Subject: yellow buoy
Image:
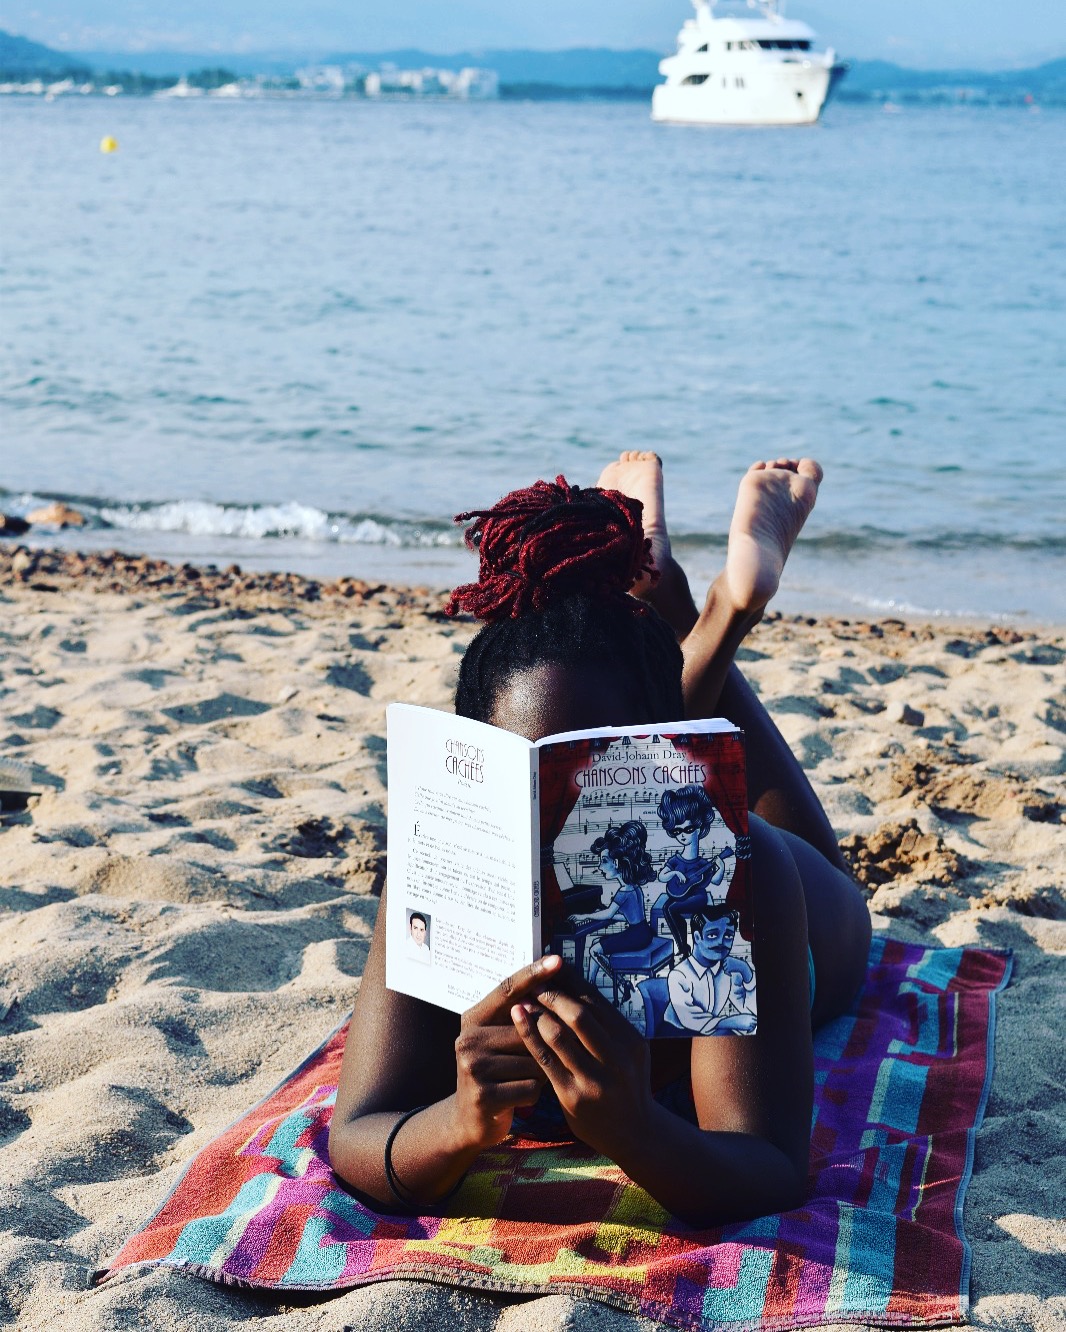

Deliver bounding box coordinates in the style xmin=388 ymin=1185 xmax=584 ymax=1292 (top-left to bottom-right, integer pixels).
xmin=100 ymin=135 xmax=119 ymax=153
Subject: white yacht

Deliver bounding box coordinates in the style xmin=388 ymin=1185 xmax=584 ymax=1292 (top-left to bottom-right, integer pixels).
xmin=652 ymin=0 xmax=846 ymax=127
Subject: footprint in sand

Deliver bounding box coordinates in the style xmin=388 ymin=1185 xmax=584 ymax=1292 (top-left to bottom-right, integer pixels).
xmin=9 ymin=705 xmax=62 ymax=731
xmin=326 ymin=661 xmax=374 ymax=695
xmin=160 ymin=693 xmax=271 ymax=726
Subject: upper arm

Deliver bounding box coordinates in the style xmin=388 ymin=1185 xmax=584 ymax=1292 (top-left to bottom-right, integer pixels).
xmin=689 ymin=816 xmax=813 ymax=1178
xmin=332 ymin=885 xmax=460 ymax=1131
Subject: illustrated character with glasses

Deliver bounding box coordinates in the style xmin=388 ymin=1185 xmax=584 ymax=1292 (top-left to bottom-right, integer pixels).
xmin=656 ymin=783 xmax=735 ymax=958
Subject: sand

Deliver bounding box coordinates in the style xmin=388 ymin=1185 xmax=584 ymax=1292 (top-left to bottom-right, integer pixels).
xmin=1 ymin=545 xmax=1064 ymax=1332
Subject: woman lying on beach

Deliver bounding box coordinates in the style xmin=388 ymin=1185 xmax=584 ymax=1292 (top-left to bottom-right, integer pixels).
xmin=329 ymin=452 xmax=872 ymax=1227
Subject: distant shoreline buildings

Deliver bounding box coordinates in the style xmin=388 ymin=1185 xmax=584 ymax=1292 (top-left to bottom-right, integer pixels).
xmin=0 ymin=61 xmax=501 ymax=101
xmin=363 ymin=65 xmax=499 ymax=99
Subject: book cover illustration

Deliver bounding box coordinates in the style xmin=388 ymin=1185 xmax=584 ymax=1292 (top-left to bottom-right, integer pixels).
xmin=539 ymin=728 xmax=755 ymax=1038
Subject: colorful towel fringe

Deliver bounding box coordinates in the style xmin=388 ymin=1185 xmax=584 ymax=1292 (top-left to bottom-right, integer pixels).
xmin=98 ymin=938 xmax=1011 ymax=1331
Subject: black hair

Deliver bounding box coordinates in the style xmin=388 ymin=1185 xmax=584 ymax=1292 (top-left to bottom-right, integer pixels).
xmin=658 ymin=784 xmax=716 ymax=838
xmin=409 ymin=911 xmax=428 ymax=928
xmin=690 ymin=905 xmax=739 ymax=939
xmin=455 ymin=592 xmax=684 ymax=724
xmin=590 ymin=819 xmax=655 ymax=887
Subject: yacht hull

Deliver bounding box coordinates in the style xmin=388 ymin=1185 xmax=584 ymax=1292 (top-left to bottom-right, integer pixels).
xmin=652 ymin=60 xmax=832 ymax=126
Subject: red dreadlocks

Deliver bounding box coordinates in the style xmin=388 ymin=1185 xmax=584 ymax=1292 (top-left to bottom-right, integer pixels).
xmin=445 ymin=476 xmax=656 ymax=621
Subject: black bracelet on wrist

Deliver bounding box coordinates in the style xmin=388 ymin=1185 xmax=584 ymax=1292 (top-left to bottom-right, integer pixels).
xmin=383 ymin=1105 xmax=468 ymax=1213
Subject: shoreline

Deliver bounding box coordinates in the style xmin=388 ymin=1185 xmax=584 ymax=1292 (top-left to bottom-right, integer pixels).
xmin=5 ymin=543 xmax=1066 ymax=636
xmin=1 ymin=542 xmax=1064 ymax=1330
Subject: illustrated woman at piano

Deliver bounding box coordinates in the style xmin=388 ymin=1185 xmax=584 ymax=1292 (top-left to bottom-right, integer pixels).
xmin=569 ymin=819 xmax=657 ymax=990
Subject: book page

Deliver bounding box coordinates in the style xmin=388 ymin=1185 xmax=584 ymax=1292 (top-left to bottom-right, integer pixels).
xmin=538 ymin=721 xmax=755 ymax=1039
xmin=385 ymin=704 xmax=537 ymax=1014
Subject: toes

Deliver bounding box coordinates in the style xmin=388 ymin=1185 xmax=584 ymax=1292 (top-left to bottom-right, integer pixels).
xmin=750 ymin=457 xmax=823 ymax=483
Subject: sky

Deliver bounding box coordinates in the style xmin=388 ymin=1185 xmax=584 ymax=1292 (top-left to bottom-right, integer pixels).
xmin=3 ymin=0 xmax=1065 ymax=69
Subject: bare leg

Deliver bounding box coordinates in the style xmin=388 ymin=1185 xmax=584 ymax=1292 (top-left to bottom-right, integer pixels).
xmin=597 ymin=453 xmax=870 ymax=1023
xmin=596 ymin=451 xmax=700 ymax=637
xmin=597 ymin=452 xmax=844 ymax=870
xmin=596 ymin=453 xmax=823 ymax=704
xmin=681 ymin=457 xmax=822 ymax=720
xmin=719 ymin=666 xmax=848 ymax=871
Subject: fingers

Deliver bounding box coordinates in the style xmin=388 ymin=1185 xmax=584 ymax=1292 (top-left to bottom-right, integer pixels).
xmin=464 ymin=953 xmax=563 ymax=1026
xmin=470 ymin=1077 xmax=546 ymax=1120
xmin=511 ymin=1001 xmax=582 ymax=1082
xmin=458 ymin=1050 xmax=546 ymax=1085
xmin=454 ymin=1022 xmax=541 ymax=1067
xmin=527 ymin=989 xmax=612 ymax=1062
xmin=511 ymin=994 xmax=613 ymax=1085
xmin=454 ymin=1027 xmax=547 ymax=1122
xmin=540 ymin=968 xmax=642 ymax=1045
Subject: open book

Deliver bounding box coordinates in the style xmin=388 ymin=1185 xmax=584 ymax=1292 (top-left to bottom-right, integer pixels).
xmin=385 ymin=703 xmax=755 ymax=1038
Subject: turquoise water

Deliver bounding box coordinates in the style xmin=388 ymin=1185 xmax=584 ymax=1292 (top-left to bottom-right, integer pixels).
xmin=2 ymin=97 xmax=1064 ymax=620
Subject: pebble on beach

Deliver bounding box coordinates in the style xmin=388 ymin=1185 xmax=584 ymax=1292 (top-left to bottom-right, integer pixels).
xmin=24 ymin=501 xmax=87 ymax=528
xmin=886 ymin=699 xmax=926 ymax=727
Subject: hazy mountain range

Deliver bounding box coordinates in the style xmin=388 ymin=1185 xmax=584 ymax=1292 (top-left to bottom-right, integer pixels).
xmin=2 ymin=29 xmax=1064 ymax=98
xmin=4 ymin=0 xmax=1066 ymax=68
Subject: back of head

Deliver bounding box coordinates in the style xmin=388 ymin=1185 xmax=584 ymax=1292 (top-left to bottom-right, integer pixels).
xmin=447 ymin=475 xmax=684 ymax=724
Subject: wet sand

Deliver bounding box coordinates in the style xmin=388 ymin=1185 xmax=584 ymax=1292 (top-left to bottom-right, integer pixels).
xmin=1 ymin=546 xmax=1064 ymax=1331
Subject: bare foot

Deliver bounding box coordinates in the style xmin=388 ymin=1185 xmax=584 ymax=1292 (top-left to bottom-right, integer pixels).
xmin=725 ymin=458 xmax=822 ymax=615
xmin=596 ymin=451 xmax=670 ymax=598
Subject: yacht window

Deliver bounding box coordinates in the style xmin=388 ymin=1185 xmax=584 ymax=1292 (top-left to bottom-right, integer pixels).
xmin=682 ymin=73 xmax=709 ymax=84
xmin=735 ymin=77 xmax=745 ymax=87
xmin=724 ymin=42 xmax=731 ymax=50
xmin=699 ymin=44 xmax=709 ymax=52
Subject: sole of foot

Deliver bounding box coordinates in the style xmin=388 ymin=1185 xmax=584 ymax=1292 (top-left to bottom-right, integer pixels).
xmin=596 ymin=451 xmax=669 ymax=597
xmin=725 ymin=458 xmax=822 ymax=616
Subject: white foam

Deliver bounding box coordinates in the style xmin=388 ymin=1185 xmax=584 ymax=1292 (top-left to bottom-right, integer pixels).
xmin=102 ymin=499 xmax=329 ymax=541
xmin=96 ymin=499 xmax=458 ymax=549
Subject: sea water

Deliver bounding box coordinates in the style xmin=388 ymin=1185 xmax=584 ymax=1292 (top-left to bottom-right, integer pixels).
xmin=2 ymin=97 xmax=1064 ymax=622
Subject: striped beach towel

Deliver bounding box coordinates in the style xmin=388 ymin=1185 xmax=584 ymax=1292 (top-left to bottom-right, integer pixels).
xmin=98 ymin=938 xmax=1011 ymax=1330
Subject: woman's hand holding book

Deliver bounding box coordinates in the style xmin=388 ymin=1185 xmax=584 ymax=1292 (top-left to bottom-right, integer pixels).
xmin=449 ymin=955 xmax=564 ymax=1150
xmin=510 ymin=965 xmax=656 ymax=1162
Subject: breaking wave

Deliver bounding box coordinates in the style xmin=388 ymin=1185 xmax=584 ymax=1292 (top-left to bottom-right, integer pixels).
xmin=0 ymin=491 xmax=461 ymax=549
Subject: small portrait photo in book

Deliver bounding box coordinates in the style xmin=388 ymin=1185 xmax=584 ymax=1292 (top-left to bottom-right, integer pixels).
xmin=405 ymin=908 xmax=433 ymax=965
